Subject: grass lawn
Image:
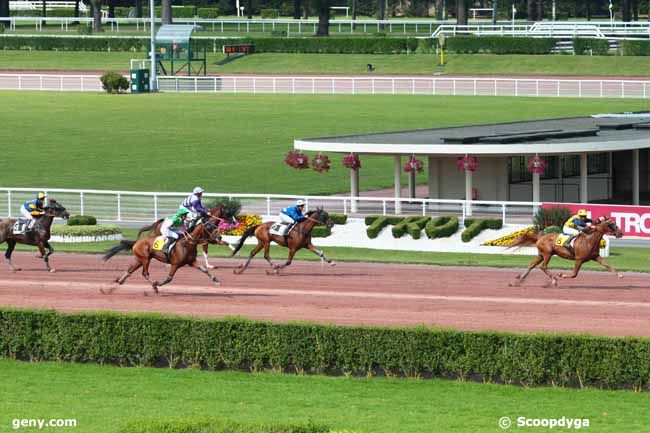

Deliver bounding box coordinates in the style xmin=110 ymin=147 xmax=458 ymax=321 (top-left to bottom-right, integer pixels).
xmin=0 ymin=358 xmax=649 ymax=433
xmin=1 ymin=92 xmax=649 ymax=195
xmin=3 ymin=50 xmax=650 ymax=76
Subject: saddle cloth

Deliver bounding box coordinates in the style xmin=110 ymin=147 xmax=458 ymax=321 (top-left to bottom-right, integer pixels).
xmin=12 ymin=220 xmax=29 ymax=235
xmin=555 ymin=234 xmax=575 ymax=249
xmin=270 ymin=223 xmax=290 ymax=236
xmin=152 ymin=236 xmax=166 ymax=251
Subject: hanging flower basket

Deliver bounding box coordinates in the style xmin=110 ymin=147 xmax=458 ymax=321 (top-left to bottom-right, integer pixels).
xmin=284 ymin=151 xmax=309 ymax=170
xmin=456 ymin=155 xmax=479 ymax=172
xmin=311 ymin=154 xmax=331 ymax=173
xmin=404 ymin=156 xmax=424 ymax=173
xmin=342 ymin=153 xmax=361 ymax=170
xmin=527 ymin=156 xmax=546 ymax=175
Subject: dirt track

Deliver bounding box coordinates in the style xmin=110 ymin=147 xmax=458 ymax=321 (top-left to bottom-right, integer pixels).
xmin=1 ymin=252 xmax=649 ymax=337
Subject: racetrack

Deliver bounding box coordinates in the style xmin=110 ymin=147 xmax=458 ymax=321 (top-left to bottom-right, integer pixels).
xmin=1 ymin=252 xmax=649 ymax=337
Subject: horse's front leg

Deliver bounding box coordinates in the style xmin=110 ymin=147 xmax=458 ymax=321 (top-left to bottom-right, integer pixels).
xmin=511 ymin=254 xmax=543 ymax=286
xmin=191 ymin=261 xmax=220 ymax=285
xmin=4 ymin=239 xmax=20 ymax=272
xmin=269 ymin=249 xmax=298 ymax=275
xmin=593 ymin=256 xmax=624 ymax=278
xmin=201 ymin=242 xmax=215 ymax=269
xmin=307 ymin=243 xmax=335 ymax=266
xmin=152 ymin=264 xmax=179 ymax=294
xmin=559 ymin=260 xmax=584 ymax=279
xmin=37 ymin=242 xmax=55 ymax=273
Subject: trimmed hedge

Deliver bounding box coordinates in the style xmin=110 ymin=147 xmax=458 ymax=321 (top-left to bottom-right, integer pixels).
xmin=406 ymin=216 xmax=431 ymax=239
xmin=461 ymin=218 xmax=503 ymax=243
xmin=260 ymin=8 xmax=279 ymax=18
xmin=2 ymin=308 xmax=650 ymax=389
xmin=573 ymin=38 xmax=610 ymax=56
xmin=366 ymin=216 xmax=402 ymax=238
xmin=391 ymin=216 xmax=421 ymax=238
xmin=122 ymin=417 xmax=330 ymax=433
xmin=424 ymin=216 xmax=459 ymax=239
xmin=67 ymin=215 xmax=97 ymax=226
xmin=311 ymin=226 xmax=331 ymax=238
xmin=621 ymin=40 xmax=650 ymax=56
xmin=51 ymin=224 xmax=121 ymax=237
xmin=446 ymin=36 xmax=557 ymax=54
xmin=329 ymin=213 xmax=347 ymax=225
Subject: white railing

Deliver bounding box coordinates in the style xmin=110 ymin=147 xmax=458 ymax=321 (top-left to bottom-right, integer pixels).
xmin=9 ymin=0 xmax=88 ymax=11
xmin=0 ymin=74 xmax=102 ymax=91
xmin=157 ymin=76 xmax=650 ymax=99
xmin=0 ymin=187 xmax=540 ymax=225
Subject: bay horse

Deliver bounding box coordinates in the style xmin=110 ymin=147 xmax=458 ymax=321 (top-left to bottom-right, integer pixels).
xmin=136 ymin=205 xmax=237 ymax=269
xmin=0 ymin=199 xmax=70 ymax=272
xmin=102 ymin=217 xmax=221 ymax=293
xmin=230 ymin=207 xmax=335 ymax=275
xmin=509 ymin=216 xmax=623 ymax=287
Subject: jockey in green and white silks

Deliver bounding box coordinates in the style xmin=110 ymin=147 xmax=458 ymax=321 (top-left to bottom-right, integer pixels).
xmin=160 ymin=208 xmax=189 ymax=257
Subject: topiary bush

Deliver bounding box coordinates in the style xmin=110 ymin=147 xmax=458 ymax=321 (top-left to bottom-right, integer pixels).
xmin=391 ymin=216 xmax=421 ymax=238
xmin=100 ymin=71 xmax=129 ymax=94
xmin=329 ymin=213 xmax=347 ymax=225
xmin=406 ymin=216 xmax=431 ymax=239
xmin=621 ymin=40 xmax=650 ymax=56
xmin=461 ymin=218 xmax=503 ymax=243
xmin=573 ymin=38 xmax=610 ymax=55
xmin=51 ymin=224 xmax=122 ymax=237
xmin=533 ymin=206 xmax=571 ymax=231
xmin=67 ymin=215 xmax=97 ymax=226
xmin=366 ymin=216 xmax=402 ymax=238
xmin=0 ymin=24 xmax=4 ymax=34
xmin=424 ymin=216 xmax=459 ymax=239
xmin=207 ymin=197 xmax=242 ymax=220
xmin=311 ymin=226 xmax=331 ymax=237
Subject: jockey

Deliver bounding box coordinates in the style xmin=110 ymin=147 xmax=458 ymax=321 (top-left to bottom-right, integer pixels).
xmin=20 ymin=192 xmax=47 ymax=229
xmin=563 ymin=209 xmax=593 ymax=237
xmin=160 ymin=208 xmax=189 ymax=258
xmin=180 ymin=187 xmax=209 ymax=224
xmin=279 ymin=200 xmax=306 ymax=234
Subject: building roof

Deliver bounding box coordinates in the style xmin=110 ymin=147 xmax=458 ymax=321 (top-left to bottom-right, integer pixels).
xmin=155 ymin=25 xmax=197 ymax=44
xmin=294 ymin=115 xmax=650 ymax=156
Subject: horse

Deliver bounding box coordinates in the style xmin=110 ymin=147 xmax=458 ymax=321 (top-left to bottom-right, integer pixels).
xmin=509 ymin=216 xmax=623 ymax=287
xmin=0 ymin=199 xmax=70 ymax=272
xmin=102 ymin=217 xmax=222 ymax=294
xmin=136 ymin=205 xmax=237 ymax=269
xmin=230 ymin=207 xmax=335 ymax=275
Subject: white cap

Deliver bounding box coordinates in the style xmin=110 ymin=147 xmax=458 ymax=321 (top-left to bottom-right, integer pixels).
xmin=193 ymin=187 xmax=205 ymax=194
xmin=296 ymin=199 xmax=306 ymax=206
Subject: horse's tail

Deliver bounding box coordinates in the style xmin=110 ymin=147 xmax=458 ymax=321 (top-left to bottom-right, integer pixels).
xmin=506 ymin=232 xmax=540 ymax=251
xmin=231 ymin=225 xmax=259 ymax=257
xmin=102 ymin=240 xmax=136 ymax=261
xmin=137 ymin=219 xmax=163 ymax=238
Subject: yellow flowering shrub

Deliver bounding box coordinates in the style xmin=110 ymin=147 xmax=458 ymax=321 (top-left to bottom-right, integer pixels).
xmin=224 ymin=214 xmax=263 ymax=236
xmin=482 ymin=226 xmax=536 ymax=246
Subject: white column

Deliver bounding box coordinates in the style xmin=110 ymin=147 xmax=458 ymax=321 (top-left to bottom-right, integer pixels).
xmin=608 ymin=151 xmax=613 ymax=200
xmin=350 ymin=168 xmax=359 ymax=213
xmin=408 ymin=170 xmax=416 ymax=199
xmin=427 ymin=156 xmax=440 ymax=199
xmin=580 ymin=153 xmax=588 ymax=203
xmin=532 ymin=172 xmax=541 ymax=203
xmin=633 ymin=149 xmax=640 ymax=205
xmin=465 ymin=169 xmax=473 ymax=216
xmin=394 ymin=155 xmax=402 ymax=214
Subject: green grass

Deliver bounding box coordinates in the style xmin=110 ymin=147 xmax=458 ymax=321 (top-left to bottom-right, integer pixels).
xmin=13 ymin=227 xmax=650 ymax=272
xmin=0 ymin=358 xmax=649 ymax=433
xmin=3 ymin=50 xmax=650 ymax=75
xmin=1 ymin=92 xmax=649 ymax=195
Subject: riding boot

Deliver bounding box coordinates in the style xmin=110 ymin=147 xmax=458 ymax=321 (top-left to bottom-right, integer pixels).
xmin=163 ymin=239 xmax=175 ymax=260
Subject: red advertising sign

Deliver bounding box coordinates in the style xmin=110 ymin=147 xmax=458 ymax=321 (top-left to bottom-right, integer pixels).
xmin=542 ymin=202 xmax=650 ymax=238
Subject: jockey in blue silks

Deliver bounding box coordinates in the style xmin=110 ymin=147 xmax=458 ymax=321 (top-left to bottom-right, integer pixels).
xmin=279 ymin=200 xmax=306 ymax=234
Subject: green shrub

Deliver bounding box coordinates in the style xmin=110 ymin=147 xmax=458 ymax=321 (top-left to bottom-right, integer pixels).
xmin=2 ymin=308 xmax=650 ymax=389
xmin=67 ymin=215 xmax=97 ymax=226
xmin=621 ymin=40 xmax=650 ymax=56
xmin=122 ymin=417 xmax=330 ymax=433
xmin=261 ymin=8 xmax=279 ymax=18
xmin=461 ymin=218 xmax=503 ymax=243
xmin=391 ymin=216 xmax=420 ymax=238
xmin=311 ymin=226 xmax=331 ymax=237
xmin=197 ymin=7 xmax=219 ymax=18
xmin=51 ymin=224 xmax=122 ymax=237
xmin=329 ymin=213 xmax=347 ymax=225
xmin=271 ymin=30 xmax=288 ymax=37
xmin=77 ymin=24 xmax=93 ymax=35
xmin=406 ymin=216 xmax=431 ymax=239
xmin=543 ymin=225 xmax=562 ymax=234
xmin=100 ymin=71 xmax=129 ymax=93
xmin=365 ymin=215 xmax=381 ymax=225
xmin=446 ymin=36 xmax=556 ymax=54
xmin=573 ymin=38 xmax=610 ymax=55
xmin=207 ymin=197 xmax=242 ymax=219
xmin=424 ymin=216 xmax=459 ymax=239
xmin=533 ymin=206 xmax=571 ymax=231
xmin=366 ymin=216 xmax=402 ymax=238
xmin=0 ymin=24 xmax=4 ymax=34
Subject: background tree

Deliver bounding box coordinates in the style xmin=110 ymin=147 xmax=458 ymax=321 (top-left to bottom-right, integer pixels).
xmin=0 ymin=0 xmax=10 ymax=28
xmin=162 ymin=0 xmax=172 ymax=24
xmin=246 ymin=0 xmax=253 ymax=18
xmin=135 ymin=0 xmax=143 ymax=17
xmin=313 ymin=0 xmax=330 ymax=35
xmin=293 ymin=0 xmax=302 ymax=18
xmin=492 ymin=0 xmax=497 ymax=23
xmin=108 ymin=0 xmax=115 ymax=18
xmin=42 ymin=0 xmax=47 ymax=27
xmin=456 ymin=0 xmax=467 ymax=25
xmin=90 ymin=0 xmax=102 ymax=32
xmin=377 ymin=0 xmax=385 ymax=30
xmin=622 ymin=0 xmax=631 ymax=21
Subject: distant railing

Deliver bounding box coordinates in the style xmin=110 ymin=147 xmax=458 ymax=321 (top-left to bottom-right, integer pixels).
xmin=0 ymin=73 xmax=102 ymax=91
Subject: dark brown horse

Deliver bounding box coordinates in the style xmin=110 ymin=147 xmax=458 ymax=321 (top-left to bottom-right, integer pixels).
xmin=509 ymin=216 xmax=623 ymax=287
xmin=0 ymin=199 xmax=70 ymax=272
xmin=231 ymin=207 xmax=334 ymax=275
xmin=136 ymin=205 xmax=237 ymax=269
xmin=102 ymin=218 xmax=221 ymax=293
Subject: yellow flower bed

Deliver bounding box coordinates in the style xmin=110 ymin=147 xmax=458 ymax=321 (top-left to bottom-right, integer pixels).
xmin=224 ymin=214 xmax=263 ymax=236
xmin=482 ymin=226 xmax=536 ymax=246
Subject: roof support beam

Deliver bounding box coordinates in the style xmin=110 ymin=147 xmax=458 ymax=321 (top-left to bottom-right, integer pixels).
xmin=465 ymin=169 xmax=473 ymax=217
xmin=350 ymin=167 xmax=359 ymax=213
xmin=580 ymin=153 xmax=588 ymax=204
xmin=427 ymin=156 xmax=440 ymax=199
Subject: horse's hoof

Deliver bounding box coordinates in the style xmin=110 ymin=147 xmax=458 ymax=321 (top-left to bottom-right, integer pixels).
xmin=509 ymin=280 xmax=521 ymax=287
xmin=329 ymin=261 xmax=336 ymax=267
xmin=617 ymin=273 xmax=624 ymax=279
xmin=10 ymin=267 xmax=21 ymax=272
xmin=49 ymin=268 xmax=56 ymax=273
xmin=552 ymin=279 xmax=558 ymax=287
xmin=206 ymin=265 xmax=215 ymax=269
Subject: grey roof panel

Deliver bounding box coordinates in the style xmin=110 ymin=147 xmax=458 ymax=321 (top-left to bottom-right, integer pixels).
xmin=156 ymin=25 xmax=197 ymax=44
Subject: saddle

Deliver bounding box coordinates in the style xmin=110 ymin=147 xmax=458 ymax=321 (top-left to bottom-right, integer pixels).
xmin=270 ymin=222 xmax=291 ymax=237
xmin=555 ymin=234 xmax=576 ymax=250
xmin=12 ymin=219 xmax=31 ymax=235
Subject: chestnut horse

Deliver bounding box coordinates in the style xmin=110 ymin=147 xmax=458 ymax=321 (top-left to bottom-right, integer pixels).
xmin=0 ymin=199 xmax=70 ymax=273
xmin=509 ymin=216 xmax=623 ymax=287
xmin=230 ymin=207 xmax=334 ymax=275
xmin=136 ymin=205 xmax=237 ymax=269
xmin=102 ymin=218 xmax=221 ymax=293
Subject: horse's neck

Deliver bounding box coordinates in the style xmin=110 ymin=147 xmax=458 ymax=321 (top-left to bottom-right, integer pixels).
xmin=300 ymin=218 xmax=318 ymax=233
xmin=39 ymin=215 xmax=55 ymax=231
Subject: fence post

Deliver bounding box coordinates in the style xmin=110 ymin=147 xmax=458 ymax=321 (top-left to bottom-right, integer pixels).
xmin=117 ymin=193 xmax=122 ymax=221
xmin=273 ymin=77 xmax=277 ymax=93
xmin=80 ymin=192 xmax=84 ymax=215
xmin=579 ymin=80 xmax=582 ymax=98
xmin=392 ymin=78 xmax=395 ymax=94
xmin=312 ymin=77 xmax=315 ymax=94
xmin=501 ymin=203 xmax=506 ymax=225
xmin=343 ymin=198 xmax=347 ymax=215
xmin=154 ymin=194 xmax=158 ymax=219
xmin=515 ymin=79 xmax=518 ymax=97
xmin=536 ymin=80 xmax=539 ymax=97
xmin=266 ymin=196 xmax=271 ymax=216
xmin=473 ymin=79 xmax=476 ymax=96
xmin=60 ymin=76 xmax=63 ymax=91
xmin=600 ymin=81 xmax=603 ymax=98
xmin=622 ymin=81 xmax=625 ymax=98
xmin=382 ymin=200 xmax=387 ymax=215
xmin=557 ymin=80 xmax=560 ymax=97
xmin=292 ymin=77 xmax=295 ymax=94
xmin=421 ymin=200 xmax=426 ymax=216
xmin=195 ymin=77 xmax=198 ymax=93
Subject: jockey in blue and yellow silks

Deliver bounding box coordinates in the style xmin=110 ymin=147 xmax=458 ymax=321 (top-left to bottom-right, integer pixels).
xmin=563 ymin=209 xmax=593 ymax=236
xmin=20 ymin=192 xmax=47 ymax=229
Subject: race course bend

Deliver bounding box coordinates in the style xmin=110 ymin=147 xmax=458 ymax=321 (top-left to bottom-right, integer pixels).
xmin=1 ymin=252 xmax=650 ymax=337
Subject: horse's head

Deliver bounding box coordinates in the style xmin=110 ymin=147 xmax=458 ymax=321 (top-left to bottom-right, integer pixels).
xmin=310 ymin=207 xmax=333 ymax=229
xmin=200 ymin=218 xmax=222 ymax=243
xmin=44 ymin=199 xmax=70 ymax=220
xmin=596 ymin=215 xmax=623 ymax=238
xmin=209 ymin=204 xmax=238 ymax=225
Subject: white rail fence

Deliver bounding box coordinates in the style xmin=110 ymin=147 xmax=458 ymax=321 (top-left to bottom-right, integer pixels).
xmin=0 ymin=187 xmax=539 ymax=225
xmin=3 ymin=74 xmax=650 ymax=99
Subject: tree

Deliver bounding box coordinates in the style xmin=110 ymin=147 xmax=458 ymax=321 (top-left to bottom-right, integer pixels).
xmin=90 ymin=0 xmax=102 ymax=32
xmin=246 ymin=0 xmax=252 ymax=18
xmin=135 ymin=0 xmax=143 ymax=18
xmin=162 ymin=0 xmax=172 ymax=24
xmin=377 ymin=0 xmax=385 ymax=30
xmin=0 ymin=0 xmax=10 ymax=28
xmin=313 ymin=0 xmax=330 ymax=35
xmin=42 ymin=0 xmax=47 ymax=27
xmin=294 ymin=0 xmax=302 ymax=18
xmin=456 ymin=0 xmax=467 ymax=25
xmin=491 ymin=0 xmax=497 ymax=23
xmin=108 ymin=0 xmax=115 ymax=18
xmin=622 ymin=0 xmax=631 ymax=21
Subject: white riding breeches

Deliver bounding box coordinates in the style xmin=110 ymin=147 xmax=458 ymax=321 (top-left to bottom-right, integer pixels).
xmin=20 ymin=207 xmax=34 ymax=220
xmin=563 ymin=227 xmax=580 ymax=236
xmin=279 ymin=213 xmax=295 ymax=225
